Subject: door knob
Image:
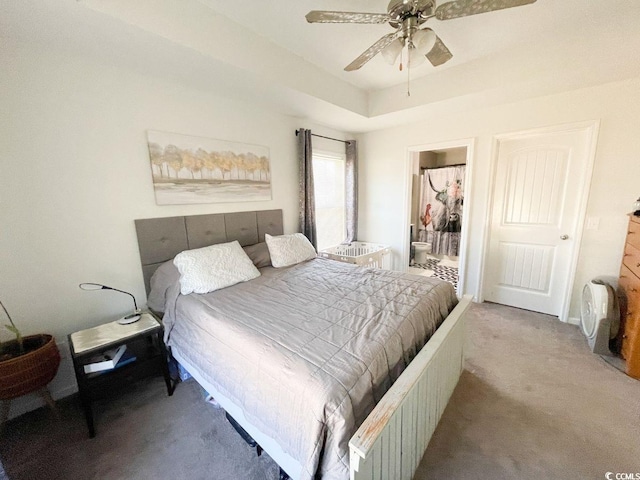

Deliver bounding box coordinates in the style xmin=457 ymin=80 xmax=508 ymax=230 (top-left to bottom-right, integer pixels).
xmin=560 ymin=235 xmax=569 ymax=240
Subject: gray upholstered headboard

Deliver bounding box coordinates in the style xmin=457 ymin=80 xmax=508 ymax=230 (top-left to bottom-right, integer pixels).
xmin=135 ymin=209 xmax=283 ymax=294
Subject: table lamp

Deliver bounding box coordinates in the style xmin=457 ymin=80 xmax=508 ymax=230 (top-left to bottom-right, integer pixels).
xmin=79 ymin=283 xmax=141 ymax=325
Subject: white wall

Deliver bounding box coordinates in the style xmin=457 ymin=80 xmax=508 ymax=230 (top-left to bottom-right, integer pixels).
xmin=0 ymin=40 xmax=349 ymax=418
xmin=358 ymin=77 xmax=640 ymax=323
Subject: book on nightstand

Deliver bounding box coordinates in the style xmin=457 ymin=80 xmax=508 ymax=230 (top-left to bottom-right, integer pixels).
xmin=91 ymin=349 xmax=137 ymax=376
xmin=83 ymin=344 xmax=127 ymax=373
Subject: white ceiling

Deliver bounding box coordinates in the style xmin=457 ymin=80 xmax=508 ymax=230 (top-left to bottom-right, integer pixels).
xmin=3 ymin=0 xmax=640 ymax=132
xmin=197 ymin=0 xmax=546 ymax=92
xmin=197 ymin=0 xmax=640 ymax=91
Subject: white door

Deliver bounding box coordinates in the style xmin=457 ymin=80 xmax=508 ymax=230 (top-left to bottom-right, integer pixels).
xmin=484 ymin=125 xmax=595 ymax=317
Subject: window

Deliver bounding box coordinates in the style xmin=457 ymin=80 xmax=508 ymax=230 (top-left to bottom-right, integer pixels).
xmin=313 ymin=152 xmax=346 ymax=251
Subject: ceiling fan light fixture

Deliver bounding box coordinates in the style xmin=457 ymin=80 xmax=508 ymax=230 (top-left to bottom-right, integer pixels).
xmin=413 ymin=28 xmax=437 ymax=56
xmin=381 ymin=38 xmax=404 ymax=65
xmin=408 ymin=44 xmax=427 ymax=67
xmin=306 ymin=0 xmax=537 ymax=73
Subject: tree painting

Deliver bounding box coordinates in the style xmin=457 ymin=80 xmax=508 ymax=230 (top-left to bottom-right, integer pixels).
xmin=147 ymin=130 xmax=272 ymax=205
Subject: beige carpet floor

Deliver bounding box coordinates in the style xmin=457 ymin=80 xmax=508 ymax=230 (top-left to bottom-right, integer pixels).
xmin=1 ymin=302 xmax=639 ymax=479
xmin=416 ymin=302 xmax=640 ymax=479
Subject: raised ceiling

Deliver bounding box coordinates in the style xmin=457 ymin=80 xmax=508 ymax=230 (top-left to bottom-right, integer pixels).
xmin=199 ymin=0 xmax=546 ymax=92
xmin=3 ymin=0 xmax=640 ymax=132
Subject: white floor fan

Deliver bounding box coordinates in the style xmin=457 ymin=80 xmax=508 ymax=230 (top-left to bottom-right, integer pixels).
xmin=580 ymin=278 xmax=620 ymax=357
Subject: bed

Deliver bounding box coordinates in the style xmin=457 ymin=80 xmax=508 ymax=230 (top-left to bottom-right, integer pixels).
xmin=135 ymin=209 xmax=471 ymax=480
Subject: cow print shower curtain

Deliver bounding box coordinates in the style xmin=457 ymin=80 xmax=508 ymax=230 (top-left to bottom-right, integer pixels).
xmin=418 ymin=165 xmax=465 ymax=257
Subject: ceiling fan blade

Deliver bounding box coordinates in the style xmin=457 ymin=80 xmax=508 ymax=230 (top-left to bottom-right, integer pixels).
xmin=426 ymin=35 xmax=453 ymax=66
xmin=306 ymin=11 xmax=390 ymax=24
xmin=345 ymin=31 xmax=402 ymax=71
xmin=435 ymin=0 xmax=536 ymax=21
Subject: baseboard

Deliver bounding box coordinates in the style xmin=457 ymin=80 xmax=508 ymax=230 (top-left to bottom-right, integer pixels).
xmin=566 ymin=316 xmax=580 ymax=326
xmin=6 ymin=338 xmax=79 ymax=420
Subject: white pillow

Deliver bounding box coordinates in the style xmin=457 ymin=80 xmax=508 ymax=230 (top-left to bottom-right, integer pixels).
xmin=173 ymin=241 xmax=260 ymax=295
xmin=265 ymin=233 xmax=316 ymax=268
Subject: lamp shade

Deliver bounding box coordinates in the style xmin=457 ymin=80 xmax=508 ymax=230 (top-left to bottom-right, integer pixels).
xmin=382 ymin=38 xmax=404 ymax=65
xmin=408 ymin=45 xmax=427 ymax=67
xmin=408 ymin=28 xmax=436 ymax=68
xmin=413 ymin=28 xmax=437 ymax=56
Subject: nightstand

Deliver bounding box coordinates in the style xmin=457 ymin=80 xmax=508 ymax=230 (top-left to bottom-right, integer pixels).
xmin=68 ymin=312 xmax=174 ymax=437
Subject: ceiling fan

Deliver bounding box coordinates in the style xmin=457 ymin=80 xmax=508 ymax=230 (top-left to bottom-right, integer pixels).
xmin=306 ymin=0 xmax=537 ymax=72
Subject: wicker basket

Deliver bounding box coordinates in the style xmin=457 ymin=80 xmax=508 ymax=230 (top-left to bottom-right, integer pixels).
xmin=0 ymin=334 xmax=61 ymax=400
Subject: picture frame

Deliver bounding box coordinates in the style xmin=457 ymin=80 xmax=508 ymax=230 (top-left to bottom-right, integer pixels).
xmin=146 ymin=130 xmax=272 ymax=205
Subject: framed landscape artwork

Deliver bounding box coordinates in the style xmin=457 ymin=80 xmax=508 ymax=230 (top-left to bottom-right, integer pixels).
xmin=146 ymin=130 xmax=272 ymax=205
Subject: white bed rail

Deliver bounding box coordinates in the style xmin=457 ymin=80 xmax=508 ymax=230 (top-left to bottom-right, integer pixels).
xmin=349 ymin=295 xmax=472 ymax=480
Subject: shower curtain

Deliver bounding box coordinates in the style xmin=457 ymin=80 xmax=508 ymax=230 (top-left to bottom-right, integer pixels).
xmin=418 ymin=165 xmax=465 ymax=257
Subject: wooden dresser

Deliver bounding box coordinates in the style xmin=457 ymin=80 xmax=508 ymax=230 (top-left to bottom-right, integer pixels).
xmin=619 ymin=214 xmax=640 ymax=379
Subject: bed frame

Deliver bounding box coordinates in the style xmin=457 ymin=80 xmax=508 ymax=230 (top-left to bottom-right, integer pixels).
xmin=135 ymin=209 xmax=471 ymax=480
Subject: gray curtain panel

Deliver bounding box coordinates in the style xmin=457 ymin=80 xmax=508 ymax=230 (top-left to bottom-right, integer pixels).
xmin=297 ymin=129 xmax=317 ymax=249
xmin=344 ymin=140 xmax=358 ymax=244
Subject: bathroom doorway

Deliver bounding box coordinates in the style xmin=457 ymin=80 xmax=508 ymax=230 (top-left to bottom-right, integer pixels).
xmin=406 ymin=141 xmax=473 ymax=296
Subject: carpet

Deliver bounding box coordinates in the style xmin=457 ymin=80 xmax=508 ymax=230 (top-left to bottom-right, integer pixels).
xmin=415 ymin=302 xmax=640 ymax=479
xmin=1 ymin=303 xmax=639 ymax=479
xmin=0 ymin=377 xmax=281 ymax=480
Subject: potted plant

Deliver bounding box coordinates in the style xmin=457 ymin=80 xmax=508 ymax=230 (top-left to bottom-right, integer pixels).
xmin=0 ymin=299 xmax=60 ymax=410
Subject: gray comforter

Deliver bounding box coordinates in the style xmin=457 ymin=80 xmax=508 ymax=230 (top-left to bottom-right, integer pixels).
xmin=162 ymin=258 xmax=457 ymax=480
